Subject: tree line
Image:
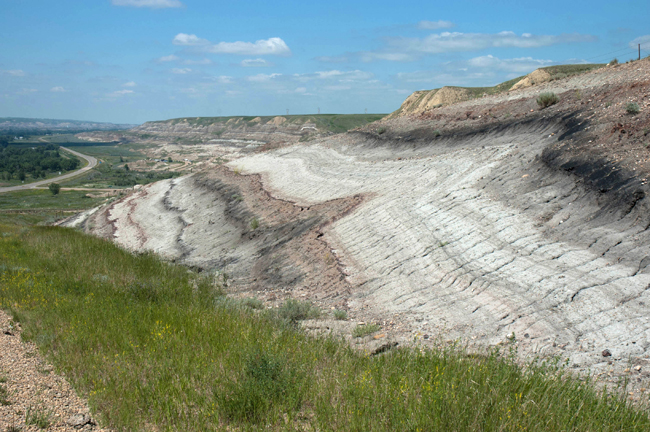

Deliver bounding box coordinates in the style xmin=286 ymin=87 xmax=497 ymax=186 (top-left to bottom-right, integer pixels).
xmin=0 ymin=139 xmax=80 ymax=181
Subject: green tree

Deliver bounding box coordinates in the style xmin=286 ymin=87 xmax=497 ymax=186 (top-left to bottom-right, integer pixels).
xmin=18 ymin=170 xmax=26 ymax=181
xmin=48 ymin=183 xmax=61 ymax=195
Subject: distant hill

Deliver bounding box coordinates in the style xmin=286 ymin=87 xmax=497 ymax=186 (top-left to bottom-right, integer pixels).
xmin=0 ymin=117 xmax=137 ymax=135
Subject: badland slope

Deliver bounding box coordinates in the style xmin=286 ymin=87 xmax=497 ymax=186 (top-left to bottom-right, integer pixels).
xmin=64 ymin=58 xmax=650 ymax=396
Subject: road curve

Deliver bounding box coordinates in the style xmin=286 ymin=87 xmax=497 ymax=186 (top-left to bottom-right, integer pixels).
xmin=0 ymin=147 xmax=97 ymax=194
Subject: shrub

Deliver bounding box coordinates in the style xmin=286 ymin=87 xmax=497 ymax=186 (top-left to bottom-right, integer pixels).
xmin=353 ymin=323 xmax=381 ymax=338
xmin=333 ymin=309 xmax=347 ymax=320
xmin=48 ymin=183 xmax=61 ymax=195
xmin=276 ymin=299 xmax=320 ymax=323
xmin=626 ymin=102 xmax=640 ymax=115
xmin=250 ymin=217 xmax=259 ymax=230
xmin=536 ymin=92 xmax=559 ymax=108
xmin=242 ymin=297 xmax=264 ymax=310
xmin=377 ymin=127 xmax=387 ymax=135
xmin=609 ymin=58 xmax=619 ymax=66
xmin=432 ymin=130 xmax=441 ymax=137
xmin=218 ymin=349 xmax=303 ymax=423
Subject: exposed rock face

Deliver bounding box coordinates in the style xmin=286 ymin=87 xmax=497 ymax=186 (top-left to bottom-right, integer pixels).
xmin=131 ymin=116 xmax=316 ymax=144
xmin=389 ymin=86 xmax=473 ymax=118
xmin=65 ymin=58 xmax=650 ymax=392
xmin=510 ymin=68 xmax=553 ymax=91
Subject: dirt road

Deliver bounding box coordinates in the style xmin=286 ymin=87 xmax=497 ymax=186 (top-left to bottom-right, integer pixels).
xmin=0 ymin=147 xmax=97 ymax=194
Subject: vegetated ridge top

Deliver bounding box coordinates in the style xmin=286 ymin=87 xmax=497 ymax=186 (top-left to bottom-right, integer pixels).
xmin=389 ymin=63 xmax=605 ymax=119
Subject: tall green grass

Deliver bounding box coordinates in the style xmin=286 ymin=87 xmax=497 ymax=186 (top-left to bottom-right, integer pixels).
xmin=1 ymin=225 xmax=649 ymax=431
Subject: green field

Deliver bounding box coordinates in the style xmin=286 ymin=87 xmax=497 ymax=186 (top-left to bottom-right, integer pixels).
xmin=0 ymin=189 xmax=108 ymax=211
xmin=0 ymin=225 xmax=648 ymax=431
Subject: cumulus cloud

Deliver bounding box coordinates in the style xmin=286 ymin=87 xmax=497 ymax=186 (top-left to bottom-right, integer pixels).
xmin=417 ymin=20 xmax=455 ymax=30
xmin=343 ymin=31 xmax=596 ymax=63
xmin=241 ymin=58 xmax=273 ymax=67
xmin=157 ymin=54 xmax=180 ymax=62
xmin=112 ymin=0 xmax=184 ymax=8
xmin=50 ymin=86 xmax=66 ymax=92
xmin=247 ymin=73 xmax=282 ymax=82
xmin=395 ymin=55 xmax=554 ymax=84
xmin=171 ymin=68 xmax=192 ymax=74
xmin=630 ymin=35 xmax=650 ymax=49
xmin=2 ymin=69 xmax=25 ymax=76
xmin=123 ymin=81 xmax=137 ymax=87
xmin=209 ymin=37 xmax=291 ymax=56
xmin=295 ymin=70 xmax=374 ymax=82
xmin=386 ymin=31 xmax=596 ymax=55
xmin=107 ymin=89 xmax=135 ymax=97
xmin=314 ymin=55 xmax=350 ymax=63
xmin=173 ymin=34 xmax=291 ymax=56
xmin=173 ymin=34 xmax=209 ymax=46
xmin=465 ymin=55 xmax=554 ymax=73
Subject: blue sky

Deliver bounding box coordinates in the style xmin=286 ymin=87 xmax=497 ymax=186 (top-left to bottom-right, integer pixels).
xmin=1 ymin=0 xmax=648 ymax=124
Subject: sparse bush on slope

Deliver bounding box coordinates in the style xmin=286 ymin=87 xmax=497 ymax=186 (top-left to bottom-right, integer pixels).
xmin=537 ymin=92 xmax=560 ymax=108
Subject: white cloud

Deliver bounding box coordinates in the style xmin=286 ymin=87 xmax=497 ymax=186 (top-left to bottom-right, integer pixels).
xmin=171 ymin=68 xmax=192 ymax=74
xmin=50 ymin=86 xmax=66 ymax=92
xmin=295 ymin=70 xmax=374 ymax=81
xmin=630 ymin=35 xmax=650 ymax=49
xmin=395 ymin=55 xmax=554 ymax=84
xmin=112 ymin=0 xmax=183 ymax=8
xmin=2 ymin=69 xmax=25 ymax=77
xmin=294 ymin=87 xmax=307 ymax=93
xmin=157 ymin=54 xmax=180 ymax=62
xmin=208 ymin=37 xmax=291 ymax=56
xmin=107 ymin=89 xmax=135 ymax=97
xmin=465 ymin=55 xmax=554 ymax=73
xmin=417 ymin=20 xmax=455 ymax=30
xmin=173 ymin=33 xmax=209 ymax=46
xmin=173 ymin=34 xmax=291 ymax=56
xmin=386 ymin=31 xmax=596 ymax=55
xmin=314 ymin=55 xmax=349 ymax=63
xmin=123 ymin=81 xmax=137 ymax=87
xmin=241 ymin=58 xmax=273 ymax=67
xmin=247 ymin=73 xmax=282 ymax=82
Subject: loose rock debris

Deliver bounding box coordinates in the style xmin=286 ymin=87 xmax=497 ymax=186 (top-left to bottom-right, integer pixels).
xmin=0 ymin=310 xmax=110 ymax=432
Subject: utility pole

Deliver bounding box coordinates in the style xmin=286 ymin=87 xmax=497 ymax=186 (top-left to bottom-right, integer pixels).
xmin=286 ymin=109 xmax=289 ymax=116
xmin=365 ymin=108 xmax=368 ymax=114
xmin=317 ymin=107 xmax=320 ymax=115
xmin=640 ymin=44 xmax=641 ymax=61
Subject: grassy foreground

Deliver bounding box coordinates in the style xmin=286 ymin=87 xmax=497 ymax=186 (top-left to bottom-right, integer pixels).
xmin=1 ymin=225 xmax=649 ymax=431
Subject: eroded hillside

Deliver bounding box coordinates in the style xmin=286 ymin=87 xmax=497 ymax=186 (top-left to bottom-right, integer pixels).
xmin=64 ymin=58 xmax=650 ymax=395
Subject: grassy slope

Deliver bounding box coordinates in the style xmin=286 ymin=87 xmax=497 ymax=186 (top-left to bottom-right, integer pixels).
xmin=1 ymin=225 xmax=648 ymax=431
